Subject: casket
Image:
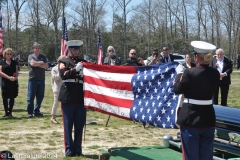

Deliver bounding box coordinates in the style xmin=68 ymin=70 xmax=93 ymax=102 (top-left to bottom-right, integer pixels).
xmin=213 ymin=105 xmax=240 ymax=157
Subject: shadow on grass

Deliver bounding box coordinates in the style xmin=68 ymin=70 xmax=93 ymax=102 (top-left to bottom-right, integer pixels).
xmin=63 ymin=154 xmax=99 ymax=160
xmin=12 ymin=109 xmax=26 ymax=112
xmin=87 ymin=122 xmax=98 ymax=125
xmin=0 ymin=115 xmax=47 ymax=121
xmin=84 ymin=154 xmax=98 ymax=159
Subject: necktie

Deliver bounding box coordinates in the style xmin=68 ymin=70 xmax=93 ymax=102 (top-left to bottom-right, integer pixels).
xmin=165 ymin=57 xmax=168 ymax=62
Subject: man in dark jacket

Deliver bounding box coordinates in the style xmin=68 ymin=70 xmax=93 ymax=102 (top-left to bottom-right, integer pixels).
xmin=160 ymin=47 xmax=174 ymax=63
xmin=58 ymin=40 xmax=86 ymax=157
xmin=209 ymin=48 xmax=233 ymax=106
xmin=123 ymin=49 xmax=145 ymax=66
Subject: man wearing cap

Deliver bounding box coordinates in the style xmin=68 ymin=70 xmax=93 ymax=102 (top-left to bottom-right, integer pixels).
xmin=58 ymin=40 xmax=86 ymax=157
xmin=174 ymin=41 xmax=220 ymax=160
xmin=160 ymin=47 xmax=174 ymax=63
xmin=27 ymin=42 xmax=48 ymax=117
xmin=209 ymin=48 xmax=233 ymax=106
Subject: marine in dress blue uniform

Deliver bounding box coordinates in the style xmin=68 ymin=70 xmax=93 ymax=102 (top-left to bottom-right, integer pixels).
xmin=174 ymin=41 xmax=220 ymax=160
xmin=58 ymin=40 xmax=86 ymax=157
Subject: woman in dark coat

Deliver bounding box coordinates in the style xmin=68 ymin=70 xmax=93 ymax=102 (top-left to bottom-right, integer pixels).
xmin=0 ymin=48 xmax=19 ymax=117
xmin=182 ymin=54 xmax=196 ymax=68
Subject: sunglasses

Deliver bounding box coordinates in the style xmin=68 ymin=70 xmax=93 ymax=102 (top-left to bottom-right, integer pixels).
xmin=108 ymin=50 xmax=113 ymax=52
xmin=130 ymin=53 xmax=136 ymax=55
xmin=7 ymin=53 xmax=12 ymax=55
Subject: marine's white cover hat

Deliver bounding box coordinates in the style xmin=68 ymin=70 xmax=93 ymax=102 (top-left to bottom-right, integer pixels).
xmin=191 ymin=41 xmax=216 ymax=54
xmin=67 ymin=40 xmax=83 ymax=48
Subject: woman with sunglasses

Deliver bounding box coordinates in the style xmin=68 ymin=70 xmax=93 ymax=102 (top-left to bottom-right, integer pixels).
xmin=0 ymin=48 xmax=19 ymax=117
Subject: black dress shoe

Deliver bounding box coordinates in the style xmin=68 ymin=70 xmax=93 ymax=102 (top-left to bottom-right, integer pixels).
xmin=65 ymin=152 xmax=75 ymax=157
xmin=34 ymin=113 xmax=43 ymax=117
xmin=75 ymin=153 xmax=84 ymax=157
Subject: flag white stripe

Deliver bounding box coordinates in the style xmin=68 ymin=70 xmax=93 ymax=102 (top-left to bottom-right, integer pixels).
xmin=85 ymin=98 xmax=130 ymax=118
xmin=84 ymin=68 xmax=134 ymax=82
xmin=85 ymin=82 xmax=134 ymax=100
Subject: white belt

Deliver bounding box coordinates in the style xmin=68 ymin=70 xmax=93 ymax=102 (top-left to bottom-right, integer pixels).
xmin=183 ymin=98 xmax=212 ymax=105
xmin=62 ymin=79 xmax=83 ymax=83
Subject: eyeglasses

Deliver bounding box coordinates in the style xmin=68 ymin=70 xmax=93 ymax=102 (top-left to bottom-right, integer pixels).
xmin=130 ymin=53 xmax=136 ymax=55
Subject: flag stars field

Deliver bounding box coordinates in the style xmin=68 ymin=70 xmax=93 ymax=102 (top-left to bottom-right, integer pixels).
xmin=160 ymin=74 xmax=165 ymax=79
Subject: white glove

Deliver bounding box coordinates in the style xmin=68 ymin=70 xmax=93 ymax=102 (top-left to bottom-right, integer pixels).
xmin=175 ymin=64 xmax=186 ymax=74
xmin=76 ymin=62 xmax=83 ymax=72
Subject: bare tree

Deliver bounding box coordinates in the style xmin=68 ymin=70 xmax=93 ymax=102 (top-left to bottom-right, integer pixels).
xmin=42 ymin=0 xmax=66 ymax=59
xmin=220 ymin=0 xmax=235 ymax=58
xmin=73 ymin=0 xmax=106 ymax=57
xmin=115 ymin=0 xmax=131 ymax=61
xmin=10 ymin=0 xmax=27 ymax=53
xmin=3 ymin=0 xmax=14 ymax=47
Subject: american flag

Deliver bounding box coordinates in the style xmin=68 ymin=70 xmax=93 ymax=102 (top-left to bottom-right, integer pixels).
xmin=61 ymin=17 xmax=69 ymax=56
xmin=83 ymin=62 xmax=182 ymax=128
xmin=0 ymin=8 xmax=3 ymax=56
xmin=97 ymin=27 xmax=103 ymax=65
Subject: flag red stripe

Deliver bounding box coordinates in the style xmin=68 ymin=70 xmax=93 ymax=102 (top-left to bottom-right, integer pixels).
xmin=84 ymin=75 xmax=132 ymax=91
xmin=98 ymin=49 xmax=102 ymax=65
xmin=83 ymin=62 xmax=137 ymax=74
xmin=85 ymin=106 xmax=131 ymax=121
xmin=84 ymin=90 xmax=133 ymax=108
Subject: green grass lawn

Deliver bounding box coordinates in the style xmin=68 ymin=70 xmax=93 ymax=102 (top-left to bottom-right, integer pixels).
xmin=0 ymin=68 xmax=239 ymax=160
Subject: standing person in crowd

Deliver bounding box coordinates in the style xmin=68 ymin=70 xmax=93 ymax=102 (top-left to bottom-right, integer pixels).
xmin=183 ymin=54 xmax=196 ymax=68
xmin=27 ymin=42 xmax=48 ymax=118
xmin=50 ymin=55 xmax=68 ymax=124
xmin=0 ymin=48 xmax=18 ymax=117
xmin=209 ymin=48 xmax=233 ymax=106
xmin=103 ymin=46 xmax=121 ymax=65
xmin=237 ymin=51 xmax=240 ymax=70
xmin=160 ymin=47 xmax=174 ymax=63
xmin=0 ymin=48 xmax=19 ymax=117
xmin=58 ymin=40 xmax=86 ymax=157
xmin=123 ymin=49 xmax=145 ymax=66
xmin=147 ymin=48 xmax=161 ymax=65
xmin=0 ymin=44 xmax=4 ymax=89
xmin=174 ymin=41 xmax=220 ymax=160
